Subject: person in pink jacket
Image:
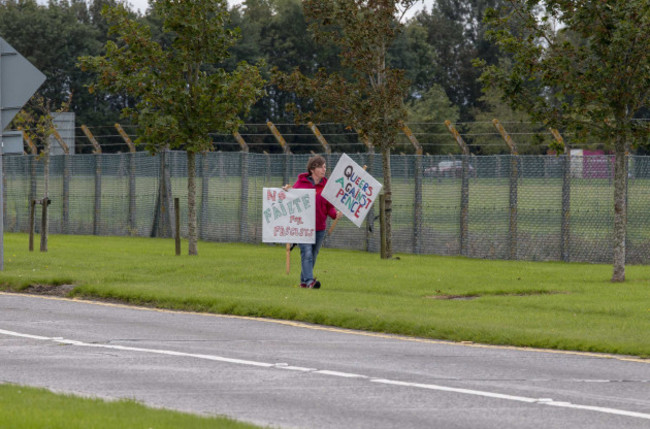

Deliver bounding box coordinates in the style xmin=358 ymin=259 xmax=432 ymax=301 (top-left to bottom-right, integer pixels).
xmin=292 ymin=155 xmax=342 ymax=289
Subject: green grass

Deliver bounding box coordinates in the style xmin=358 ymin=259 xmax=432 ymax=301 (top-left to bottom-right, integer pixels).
xmin=0 ymin=384 xmax=262 ymax=429
xmin=1 ymin=233 xmax=649 ymax=358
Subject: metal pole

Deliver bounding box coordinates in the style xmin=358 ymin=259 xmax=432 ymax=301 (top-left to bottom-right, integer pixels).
xmin=29 ymin=200 xmax=35 ymax=251
xmin=174 ymin=197 xmax=181 ymax=256
xmin=379 ymin=194 xmax=386 ymax=259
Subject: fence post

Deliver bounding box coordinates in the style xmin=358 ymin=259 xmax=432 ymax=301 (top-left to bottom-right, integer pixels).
xmin=174 ymin=197 xmax=181 ymax=256
xmin=240 ymin=151 xmax=249 ymax=243
xmin=445 ymin=121 xmax=471 ymax=256
xmin=402 ymin=124 xmax=423 ymax=254
xmin=379 ymin=193 xmax=386 ymax=259
xmin=358 ymin=133 xmax=376 ymax=252
xmin=493 ymin=119 xmax=518 ymax=260
xmin=51 ymin=128 xmax=70 ymax=154
xmin=551 ymin=128 xmax=571 ymax=262
xmin=114 ymin=123 xmax=136 ymax=152
xmin=267 ymin=121 xmax=291 ymax=185
xmin=233 ymin=131 xmax=249 ymax=153
xmin=94 ymin=154 xmax=102 ymax=235
xmin=128 ymin=152 xmax=136 ymax=234
xmin=29 ymin=199 xmax=35 ymax=251
xmin=234 ymin=129 xmax=250 ymax=241
xmin=308 ymin=122 xmax=331 ymax=154
xmin=152 ymin=150 xmax=173 ymax=238
xmin=200 ymin=152 xmax=209 ymax=241
xmin=263 ymin=151 xmax=271 ymax=184
xmin=40 ymin=197 xmax=50 ymax=252
xmin=81 ymin=125 xmax=102 ymax=154
xmin=52 ymin=127 xmax=71 ymax=235
xmin=114 ymin=123 xmax=137 ymax=233
xmin=63 ymin=154 xmax=70 ymax=234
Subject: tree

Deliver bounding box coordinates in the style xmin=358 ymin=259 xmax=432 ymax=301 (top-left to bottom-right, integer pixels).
xmin=0 ymin=0 xmax=139 ymax=133
xmin=477 ymin=0 xmax=650 ymax=281
xmin=79 ymin=0 xmax=264 ymax=255
xmin=227 ymin=0 xmax=341 ymax=129
xmin=275 ymin=0 xmax=415 ymax=259
xmin=13 ymin=95 xmax=72 ymax=252
xmin=406 ymin=85 xmax=460 ymax=155
xmin=412 ymin=0 xmax=507 ymax=121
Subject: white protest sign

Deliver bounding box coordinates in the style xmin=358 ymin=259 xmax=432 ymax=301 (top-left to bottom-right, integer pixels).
xmin=262 ymin=188 xmax=316 ymax=243
xmin=322 ymin=153 xmax=382 ymax=227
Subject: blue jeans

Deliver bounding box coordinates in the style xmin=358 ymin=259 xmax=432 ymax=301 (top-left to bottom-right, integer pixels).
xmin=299 ymin=229 xmax=326 ymax=284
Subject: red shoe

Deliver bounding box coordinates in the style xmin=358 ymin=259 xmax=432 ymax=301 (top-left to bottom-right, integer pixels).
xmin=305 ymin=279 xmax=321 ymax=289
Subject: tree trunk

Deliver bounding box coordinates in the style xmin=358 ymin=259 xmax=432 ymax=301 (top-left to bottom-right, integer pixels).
xmin=380 ymin=145 xmax=393 ymax=259
xmin=187 ymin=150 xmax=198 ymax=255
xmin=611 ymin=136 xmax=627 ymax=282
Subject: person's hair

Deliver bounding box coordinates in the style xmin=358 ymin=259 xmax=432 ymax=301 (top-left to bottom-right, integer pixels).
xmin=306 ymin=155 xmax=326 ymax=174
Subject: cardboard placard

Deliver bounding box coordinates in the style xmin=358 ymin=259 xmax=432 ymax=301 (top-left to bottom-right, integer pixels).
xmin=322 ymin=153 xmax=382 ymax=227
xmin=262 ymin=188 xmax=316 ymax=243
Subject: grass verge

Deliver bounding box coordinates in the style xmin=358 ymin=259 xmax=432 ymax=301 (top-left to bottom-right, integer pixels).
xmin=0 ymin=384 xmax=262 ymax=429
xmin=1 ymin=233 xmax=649 ymax=357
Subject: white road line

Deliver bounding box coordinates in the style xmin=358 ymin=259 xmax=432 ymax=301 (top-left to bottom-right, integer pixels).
xmin=3 ymin=292 xmax=648 ymax=365
xmin=2 ymin=327 xmax=649 ymax=421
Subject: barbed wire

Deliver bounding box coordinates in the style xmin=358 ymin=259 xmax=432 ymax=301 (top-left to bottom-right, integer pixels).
xmin=14 ymin=121 xmax=646 ymax=154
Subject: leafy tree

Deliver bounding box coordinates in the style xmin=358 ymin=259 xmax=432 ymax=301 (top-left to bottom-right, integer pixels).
xmin=412 ymin=0 xmax=506 ymax=121
xmin=477 ymin=0 xmax=650 ymax=282
xmin=228 ymin=0 xmax=341 ymax=131
xmin=13 ymin=95 xmax=72 ymax=252
xmin=389 ymin=18 xmax=439 ymax=100
xmin=405 ymin=85 xmax=459 ymax=155
xmin=79 ymin=0 xmax=265 ymax=255
xmin=275 ymin=0 xmax=415 ymax=259
xmin=0 ymin=0 xmax=139 ymax=134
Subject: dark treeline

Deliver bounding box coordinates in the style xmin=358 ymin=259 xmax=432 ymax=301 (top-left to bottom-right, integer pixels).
xmin=0 ymin=0 xmax=550 ymax=154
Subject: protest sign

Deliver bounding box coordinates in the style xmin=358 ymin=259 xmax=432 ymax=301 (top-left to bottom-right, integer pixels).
xmin=262 ymin=188 xmax=315 ymax=243
xmin=322 ymin=153 xmax=382 ymax=227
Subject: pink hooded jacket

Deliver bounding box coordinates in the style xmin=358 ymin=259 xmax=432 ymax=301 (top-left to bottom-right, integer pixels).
xmin=293 ymin=172 xmax=338 ymax=231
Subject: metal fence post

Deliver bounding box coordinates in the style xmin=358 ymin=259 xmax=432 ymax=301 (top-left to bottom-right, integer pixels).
xmin=29 ymin=154 xmax=36 ymax=208
xmin=29 ymin=199 xmax=35 ymax=251
xmin=561 ymin=152 xmax=571 ymax=262
xmin=493 ymin=119 xmax=518 ymax=260
xmin=63 ymin=153 xmax=70 ymax=234
xmin=413 ymin=154 xmax=423 ymax=254
xmin=445 ymin=121 xmax=471 ymax=256
xmin=240 ymin=151 xmax=249 ymax=243
xmin=379 ymin=193 xmax=386 ymax=259
xmin=152 ymin=151 xmax=173 ymax=238
xmin=268 ymin=122 xmax=291 ymax=185
xmin=402 ymin=124 xmax=423 ymax=254
xmin=174 ymin=197 xmax=181 ymax=256
xmin=200 ymin=152 xmax=209 ymax=241
xmin=128 ymin=152 xmax=136 ymax=235
xmin=552 ymin=128 xmax=572 ymax=263
xmin=40 ymin=197 xmax=49 ymax=252
xmin=93 ymin=154 xmax=102 ymax=235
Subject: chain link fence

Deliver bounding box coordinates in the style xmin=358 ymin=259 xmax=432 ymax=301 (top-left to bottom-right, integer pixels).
xmin=4 ymin=151 xmax=650 ymax=264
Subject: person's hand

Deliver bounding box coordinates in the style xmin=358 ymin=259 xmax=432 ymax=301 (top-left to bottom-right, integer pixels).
xmin=336 ymin=211 xmax=342 ymax=220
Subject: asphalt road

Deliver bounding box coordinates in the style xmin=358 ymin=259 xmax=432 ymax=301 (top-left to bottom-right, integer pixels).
xmin=0 ymin=292 xmax=649 ymax=429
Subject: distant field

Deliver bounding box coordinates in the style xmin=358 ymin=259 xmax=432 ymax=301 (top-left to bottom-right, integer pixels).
xmin=5 ymin=167 xmax=650 ymax=262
